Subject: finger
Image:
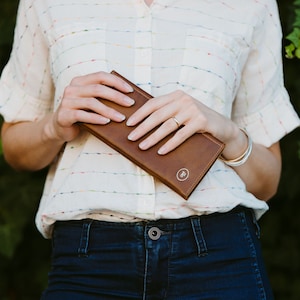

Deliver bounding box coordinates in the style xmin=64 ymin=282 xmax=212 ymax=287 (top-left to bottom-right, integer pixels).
xmin=60 ymin=97 xmax=126 ymax=124
xmin=127 ymin=96 xmax=180 ymax=141
xmin=73 ymin=109 xmax=112 ymax=125
xmin=137 ymin=117 xmax=180 ymax=150
xmin=126 ymin=95 xmax=168 ymax=127
xmin=71 ymin=71 xmax=134 ymax=93
xmin=83 ymin=97 xmax=128 ymax=122
xmin=157 ymin=123 xmax=198 ymax=155
xmin=127 ymin=109 xmax=170 ymax=141
xmin=64 ymin=84 xmax=134 ymax=108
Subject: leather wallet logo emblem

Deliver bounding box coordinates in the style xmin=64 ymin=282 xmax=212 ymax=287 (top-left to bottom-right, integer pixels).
xmin=176 ymin=168 xmax=190 ymax=182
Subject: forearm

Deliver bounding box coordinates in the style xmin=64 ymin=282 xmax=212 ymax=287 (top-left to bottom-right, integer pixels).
xmin=1 ymin=115 xmax=65 ymax=171
xmin=221 ymin=128 xmax=281 ymax=201
xmin=1 ymin=72 xmax=135 ymax=171
xmin=234 ymin=142 xmax=281 ymax=201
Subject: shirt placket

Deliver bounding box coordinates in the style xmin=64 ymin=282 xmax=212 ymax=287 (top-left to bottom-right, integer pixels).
xmin=132 ymin=7 xmax=156 ymax=213
xmin=134 ymin=9 xmax=152 ymax=93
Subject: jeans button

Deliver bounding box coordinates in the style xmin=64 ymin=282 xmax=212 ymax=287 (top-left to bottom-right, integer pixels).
xmin=148 ymin=227 xmax=162 ymax=240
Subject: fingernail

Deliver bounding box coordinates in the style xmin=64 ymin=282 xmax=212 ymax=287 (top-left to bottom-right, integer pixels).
xmin=126 ymin=117 xmax=135 ymax=126
xmin=124 ymin=96 xmax=135 ymax=106
xmin=139 ymin=140 xmax=148 ymax=150
xmin=116 ymin=113 xmax=126 ymax=121
xmin=158 ymin=146 xmax=166 ymax=155
xmin=128 ymin=131 xmax=136 ymax=141
xmin=124 ymin=82 xmax=134 ymax=92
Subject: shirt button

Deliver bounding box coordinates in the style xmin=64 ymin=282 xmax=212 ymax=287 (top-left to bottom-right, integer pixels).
xmin=148 ymin=227 xmax=162 ymax=240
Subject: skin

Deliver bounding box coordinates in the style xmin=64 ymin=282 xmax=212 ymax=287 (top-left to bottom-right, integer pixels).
xmin=1 ymin=71 xmax=281 ymax=201
xmin=144 ymin=0 xmax=153 ymax=6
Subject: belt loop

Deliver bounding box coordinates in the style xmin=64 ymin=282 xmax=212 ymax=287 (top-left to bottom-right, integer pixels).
xmin=250 ymin=210 xmax=261 ymax=239
xmin=190 ymin=217 xmax=208 ymax=257
xmin=78 ymin=220 xmax=93 ymax=257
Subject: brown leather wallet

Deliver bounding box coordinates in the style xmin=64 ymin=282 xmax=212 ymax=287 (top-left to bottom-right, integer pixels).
xmin=79 ymin=71 xmax=225 ymax=199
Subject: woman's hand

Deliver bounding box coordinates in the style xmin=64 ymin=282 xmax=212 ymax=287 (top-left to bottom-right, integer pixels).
xmin=126 ymin=89 xmax=282 ymax=200
xmin=47 ymin=71 xmax=135 ymax=143
xmin=126 ymin=90 xmax=239 ymax=155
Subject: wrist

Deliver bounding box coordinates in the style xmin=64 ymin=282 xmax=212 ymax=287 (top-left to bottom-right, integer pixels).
xmin=220 ymin=128 xmax=252 ymax=167
xmin=42 ymin=115 xmax=66 ymax=145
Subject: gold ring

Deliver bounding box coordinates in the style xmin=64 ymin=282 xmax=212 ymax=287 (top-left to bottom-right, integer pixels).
xmin=172 ymin=117 xmax=180 ymax=128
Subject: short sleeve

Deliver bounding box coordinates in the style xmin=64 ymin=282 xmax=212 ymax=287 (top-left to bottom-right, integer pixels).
xmin=232 ymin=0 xmax=299 ymax=147
xmin=0 ymin=0 xmax=54 ymax=123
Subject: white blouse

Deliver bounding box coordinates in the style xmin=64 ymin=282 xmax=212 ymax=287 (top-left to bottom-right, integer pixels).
xmin=0 ymin=0 xmax=299 ymax=238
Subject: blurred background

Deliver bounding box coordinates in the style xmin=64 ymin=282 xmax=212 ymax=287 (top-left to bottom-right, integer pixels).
xmin=0 ymin=1 xmax=300 ymax=299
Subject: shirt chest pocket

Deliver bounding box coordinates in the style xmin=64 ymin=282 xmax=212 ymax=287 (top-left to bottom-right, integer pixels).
xmin=179 ymin=27 xmax=247 ymax=111
xmin=49 ymin=22 xmax=107 ymax=85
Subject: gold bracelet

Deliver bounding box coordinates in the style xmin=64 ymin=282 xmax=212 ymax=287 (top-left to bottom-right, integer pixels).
xmin=220 ymin=128 xmax=253 ymax=167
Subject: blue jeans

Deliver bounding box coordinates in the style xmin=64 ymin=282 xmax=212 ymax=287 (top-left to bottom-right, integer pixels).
xmin=41 ymin=206 xmax=274 ymax=300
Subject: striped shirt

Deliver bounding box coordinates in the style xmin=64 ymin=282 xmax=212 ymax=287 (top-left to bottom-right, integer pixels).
xmin=0 ymin=0 xmax=299 ymax=238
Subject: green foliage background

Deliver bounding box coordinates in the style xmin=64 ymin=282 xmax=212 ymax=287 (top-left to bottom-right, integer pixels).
xmin=0 ymin=0 xmax=300 ymax=299
xmin=285 ymin=0 xmax=300 ymax=58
